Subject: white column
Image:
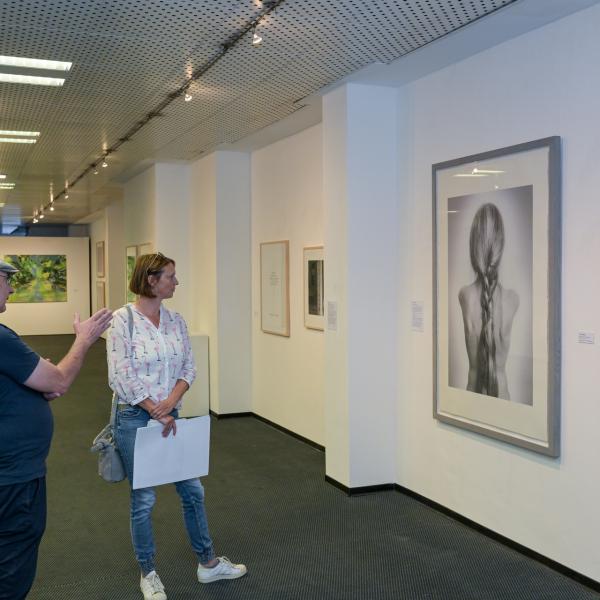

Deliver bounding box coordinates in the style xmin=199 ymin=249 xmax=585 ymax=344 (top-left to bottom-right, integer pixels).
xmin=323 ymin=83 xmax=399 ymax=489
xmin=189 ymin=151 xmax=252 ymax=415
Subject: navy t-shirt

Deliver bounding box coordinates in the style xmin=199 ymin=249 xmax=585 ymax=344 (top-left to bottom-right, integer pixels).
xmin=0 ymin=324 xmax=53 ymax=485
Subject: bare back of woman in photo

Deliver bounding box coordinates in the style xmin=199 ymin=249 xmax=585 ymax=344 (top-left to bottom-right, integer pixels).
xmin=458 ymin=203 xmax=519 ymax=400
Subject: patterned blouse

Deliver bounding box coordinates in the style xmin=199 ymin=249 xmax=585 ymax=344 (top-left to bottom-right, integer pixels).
xmin=107 ymin=304 xmax=196 ymax=407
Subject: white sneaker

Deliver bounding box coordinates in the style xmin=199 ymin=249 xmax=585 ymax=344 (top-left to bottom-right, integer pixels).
xmin=197 ymin=556 xmax=247 ymax=584
xmin=140 ymin=570 xmax=167 ymax=600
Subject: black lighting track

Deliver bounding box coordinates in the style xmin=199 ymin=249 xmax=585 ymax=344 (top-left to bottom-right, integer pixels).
xmin=39 ymin=0 xmax=286 ymax=220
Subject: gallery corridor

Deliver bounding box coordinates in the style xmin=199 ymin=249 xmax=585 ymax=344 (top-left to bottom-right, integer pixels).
xmin=25 ymin=335 xmax=598 ymax=600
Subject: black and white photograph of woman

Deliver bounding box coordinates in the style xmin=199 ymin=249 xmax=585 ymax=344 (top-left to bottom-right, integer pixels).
xmin=447 ymin=186 xmax=533 ymax=405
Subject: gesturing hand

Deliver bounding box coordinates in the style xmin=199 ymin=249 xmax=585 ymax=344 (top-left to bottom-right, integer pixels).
xmin=73 ymin=308 xmax=113 ymax=346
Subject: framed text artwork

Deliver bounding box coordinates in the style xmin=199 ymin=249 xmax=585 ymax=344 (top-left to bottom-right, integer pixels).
xmin=138 ymin=242 xmax=153 ymax=256
xmin=96 ymin=281 xmax=106 ymax=309
xmin=96 ymin=241 xmax=105 ymax=278
xmin=260 ymin=241 xmax=290 ymax=337
xmin=432 ymin=136 xmax=561 ymax=457
xmin=126 ymin=245 xmax=138 ymax=303
xmin=304 ymin=246 xmax=324 ymax=330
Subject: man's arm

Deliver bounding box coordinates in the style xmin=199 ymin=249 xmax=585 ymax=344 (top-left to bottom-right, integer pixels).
xmin=24 ymin=309 xmax=112 ymax=395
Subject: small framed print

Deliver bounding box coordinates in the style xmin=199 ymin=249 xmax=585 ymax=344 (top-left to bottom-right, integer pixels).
xmin=137 ymin=242 xmax=153 ymax=256
xmin=96 ymin=241 xmax=105 ymax=278
xmin=260 ymin=240 xmax=290 ymax=337
xmin=433 ymin=136 xmax=561 ymax=456
xmin=126 ymin=245 xmax=138 ymax=302
xmin=304 ymin=246 xmax=324 ymax=331
xmin=96 ymin=281 xmax=105 ymax=309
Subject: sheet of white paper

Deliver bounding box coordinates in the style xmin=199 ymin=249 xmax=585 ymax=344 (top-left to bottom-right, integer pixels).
xmin=133 ymin=416 xmax=210 ymax=490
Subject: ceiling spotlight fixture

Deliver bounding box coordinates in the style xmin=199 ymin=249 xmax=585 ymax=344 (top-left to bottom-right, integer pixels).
xmin=102 ymin=159 xmax=108 ymax=168
xmin=252 ymin=29 xmax=263 ymax=46
xmin=93 ymin=167 xmax=98 ymax=175
xmin=49 ymin=204 xmax=55 ymax=211
xmin=184 ymin=92 xmax=192 ymax=102
xmin=65 ymin=193 xmax=69 ymax=199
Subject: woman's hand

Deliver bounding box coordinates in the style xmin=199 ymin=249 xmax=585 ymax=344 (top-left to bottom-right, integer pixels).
xmin=158 ymin=415 xmax=177 ymax=437
xmin=150 ymin=398 xmax=176 ymax=420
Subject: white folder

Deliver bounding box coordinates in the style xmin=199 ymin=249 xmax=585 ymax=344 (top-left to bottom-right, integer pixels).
xmin=132 ymin=416 xmax=210 ymax=490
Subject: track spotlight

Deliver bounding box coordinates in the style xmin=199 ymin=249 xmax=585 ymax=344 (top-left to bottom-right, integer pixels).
xmin=252 ymin=29 xmax=263 ymax=46
xmin=93 ymin=167 xmax=98 ymax=175
xmin=102 ymin=159 xmax=108 ymax=168
xmin=184 ymin=92 xmax=192 ymax=102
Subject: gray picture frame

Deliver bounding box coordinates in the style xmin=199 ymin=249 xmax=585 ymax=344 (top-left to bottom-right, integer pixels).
xmin=432 ymin=136 xmax=561 ymax=457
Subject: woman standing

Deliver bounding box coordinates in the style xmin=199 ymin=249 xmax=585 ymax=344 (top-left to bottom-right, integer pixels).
xmin=458 ymin=203 xmax=519 ymax=400
xmin=107 ymin=252 xmax=246 ymax=600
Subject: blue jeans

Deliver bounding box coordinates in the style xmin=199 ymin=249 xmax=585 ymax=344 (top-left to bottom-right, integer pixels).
xmin=115 ymin=405 xmax=215 ymax=574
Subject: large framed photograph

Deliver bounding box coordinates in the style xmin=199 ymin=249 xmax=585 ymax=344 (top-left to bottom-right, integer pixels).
xmin=433 ymin=137 xmax=561 ymax=457
xmin=96 ymin=241 xmax=105 ymax=278
xmin=304 ymin=246 xmax=324 ymax=330
xmin=5 ymin=255 xmax=67 ymax=303
xmin=260 ymin=240 xmax=290 ymax=337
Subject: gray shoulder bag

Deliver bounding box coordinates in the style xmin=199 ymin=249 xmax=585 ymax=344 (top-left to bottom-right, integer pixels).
xmin=90 ymin=305 xmax=134 ymax=483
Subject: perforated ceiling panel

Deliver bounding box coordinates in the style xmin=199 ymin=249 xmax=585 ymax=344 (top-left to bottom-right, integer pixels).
xmin=0 ymin=0 xmax=517 ymax=224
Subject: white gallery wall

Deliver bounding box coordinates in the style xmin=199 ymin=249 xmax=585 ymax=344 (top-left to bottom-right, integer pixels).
xmin=189 ymin=151 xmax=252 ymax=415
xmin=394 ymin=2 xmax=600 ymax=581
xmin=251 ymin=124 xmax=325 ymax=445
xmin=0 ymin=237 xmax=89 ymax=335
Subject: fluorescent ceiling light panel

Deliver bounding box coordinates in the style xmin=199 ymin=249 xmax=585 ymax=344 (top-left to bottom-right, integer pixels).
xmin=0 ymin=137 xmax=37 ymax=144
xmin=0 ymin=73 xmax=65 ymax=86
xmin=0 ymin=130 xmax=40 ymax=137
xmin=0 ymin=174 xmax=5 ymax=179
xmin=0 ymin=55 xmax=72 ymax=71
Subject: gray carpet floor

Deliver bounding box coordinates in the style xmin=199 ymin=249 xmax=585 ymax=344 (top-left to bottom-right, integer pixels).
xmin=23 ymin=335 xmax=599 ymax=600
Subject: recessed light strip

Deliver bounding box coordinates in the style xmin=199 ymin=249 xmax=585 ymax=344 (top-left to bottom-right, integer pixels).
xmin=0 ymin=130 xmax=40 ymax=137
xmin=0 ymin=55 xmax=72 ymax=71
xmin=0 ymin=137 xmax=37 ymax=144
xmin=0 ymin=73 xmax=65 ymax=86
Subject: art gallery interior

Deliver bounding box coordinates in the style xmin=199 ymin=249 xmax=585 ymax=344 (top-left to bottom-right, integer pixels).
xmin=3 ymin=0 xmax=600 ymax=596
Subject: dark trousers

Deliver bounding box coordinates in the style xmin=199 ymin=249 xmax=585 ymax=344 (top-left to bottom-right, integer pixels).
xmin=0 ymin=477 xmax=47 ymax=600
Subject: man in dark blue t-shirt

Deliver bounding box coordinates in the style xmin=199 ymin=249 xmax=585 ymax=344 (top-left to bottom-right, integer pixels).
xmin=0 ymin=260 xmax=112 ymax=600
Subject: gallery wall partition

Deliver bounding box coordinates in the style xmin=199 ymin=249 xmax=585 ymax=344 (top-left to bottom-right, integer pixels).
xmin=0 ymin=236 xmax=90 ymax=335
xmin=395 ymin=2 xmax=600 ymax=582
xmin=251 ymin=124 xmax=325 ymax=446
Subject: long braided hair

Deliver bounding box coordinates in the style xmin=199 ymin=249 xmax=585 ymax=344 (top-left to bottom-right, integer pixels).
xmin=469 ymin=203 xmax=505 ymax=397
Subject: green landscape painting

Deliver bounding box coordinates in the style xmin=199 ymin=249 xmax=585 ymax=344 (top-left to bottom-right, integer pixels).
xmin=5 ymin=255 xmax=67 ymax=303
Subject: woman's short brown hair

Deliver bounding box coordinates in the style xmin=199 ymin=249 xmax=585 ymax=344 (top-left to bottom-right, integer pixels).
xmin=129 ymin=252 xmax=175 ymax=298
